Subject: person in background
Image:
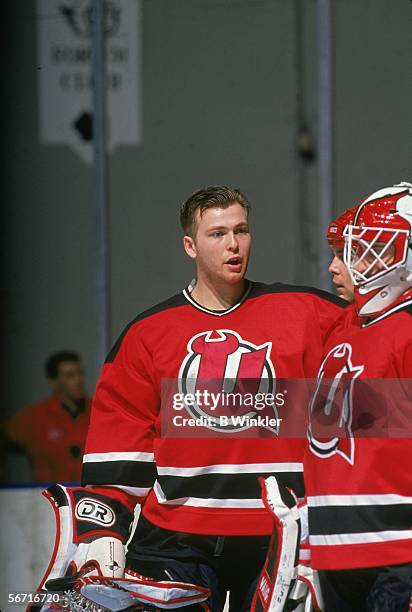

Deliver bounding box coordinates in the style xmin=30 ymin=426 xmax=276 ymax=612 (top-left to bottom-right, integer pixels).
xmin=327 ymin=207 xmax=356 ymax=303
xmin=4 ymin=350 xmax=91 ymax=483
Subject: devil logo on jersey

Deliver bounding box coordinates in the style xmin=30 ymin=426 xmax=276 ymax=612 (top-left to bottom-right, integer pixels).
xmin=178 ymin=330 xmax=276 ymax=432
xmin=308 ymin=343 xmax=364 ymax=465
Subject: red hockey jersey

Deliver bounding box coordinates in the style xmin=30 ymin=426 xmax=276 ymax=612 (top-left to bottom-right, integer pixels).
xmin=83 ymin=282 xmax=346 ymax=536
xmin=305 ymin=301 xmax=412 ymax=569
xmin=5 ymin=396 xmax=91 ymax=483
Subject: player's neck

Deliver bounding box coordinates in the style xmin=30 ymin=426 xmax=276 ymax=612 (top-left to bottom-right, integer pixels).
xmin=190 ymin=277 xmax=248 ymax=310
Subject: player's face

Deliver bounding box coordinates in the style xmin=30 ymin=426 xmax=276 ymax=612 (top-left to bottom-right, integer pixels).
xmin=353 ymin=242 xmax=395 ymax=279
xmin=51 ymin=361 xmax=86 ymax=401
xmin=328 ymin=246 xmax=354 ymax=302
xmin=184 ymin=203 xmax=251 ymax=288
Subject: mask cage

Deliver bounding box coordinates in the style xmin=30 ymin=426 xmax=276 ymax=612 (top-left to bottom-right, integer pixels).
xmin=343 ymin=225 xmax=409 ymax=285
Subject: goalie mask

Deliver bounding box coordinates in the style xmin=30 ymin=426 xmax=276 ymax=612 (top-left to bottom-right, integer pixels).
xmin=344 ymin=182 xmax=412 ymax=317
xmin=327 ymin=206 xmax=356 ymax=248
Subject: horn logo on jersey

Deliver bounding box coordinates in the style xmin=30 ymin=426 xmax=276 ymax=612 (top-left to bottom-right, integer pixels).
xmin=308 ymin=343 xmax=364 ymax=465
xmin=178 ymin=330 xmax=276 ymax=432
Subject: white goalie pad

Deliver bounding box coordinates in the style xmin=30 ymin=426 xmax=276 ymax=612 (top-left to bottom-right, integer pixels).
xmin=29 ymin=485 xmax=133 ymax=611
xmin=37 ymin=485 xmax=126 ymax=589
xmin=251 ymin=476 xmax=323 ymax=612
xmin=287 ymin=564 xmax=323 ymax=612
xmin=41 ymin=576 xmax=210 ymax=611
xmin=33 ymin=485 xmax=210 ymax=611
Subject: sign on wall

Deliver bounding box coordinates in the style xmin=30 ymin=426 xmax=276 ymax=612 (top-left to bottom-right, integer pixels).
xmin=37 ymin=0 xmax=141 ymax=163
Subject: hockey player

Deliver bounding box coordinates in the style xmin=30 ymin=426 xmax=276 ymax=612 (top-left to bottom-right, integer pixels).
xmin=305 ymin=182 xmax=412 ymax=610
xmin=250 ymin=209 xmax=357 ymax=611
xmin=36 ymin=186 xmax=348 ymax=611
xmin=326 ymin=207 xmax=355 ymax=303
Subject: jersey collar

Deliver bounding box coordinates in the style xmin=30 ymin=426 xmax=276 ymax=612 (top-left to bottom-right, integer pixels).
xmin=182 ymin=279 xmax=253 ymax=316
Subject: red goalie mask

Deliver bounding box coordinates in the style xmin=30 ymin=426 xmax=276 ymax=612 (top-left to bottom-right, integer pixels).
xmin=344 ymin=182 xmax=412 ymax=317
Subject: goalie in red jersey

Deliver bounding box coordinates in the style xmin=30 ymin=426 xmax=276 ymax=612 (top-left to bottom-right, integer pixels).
xmin=34 ymin=185 xmax=348 ymax=611
xmin=304 ymin=182 xmax=412 ymax=611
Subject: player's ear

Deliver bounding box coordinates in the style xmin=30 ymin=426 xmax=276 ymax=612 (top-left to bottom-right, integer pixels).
xmin=183 ymin=234 xmax=197 ymax=260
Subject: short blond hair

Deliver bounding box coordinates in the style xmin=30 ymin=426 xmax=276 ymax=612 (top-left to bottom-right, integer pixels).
xmin=180 ymin=185 xmax=251 ymax=236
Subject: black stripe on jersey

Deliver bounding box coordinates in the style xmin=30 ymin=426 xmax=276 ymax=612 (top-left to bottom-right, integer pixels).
xmin=309 ymin=503 xmax=412 ymax=535
xmin=82 ymin=460 xmax=157 ymax=488
xmin=106 ymin=293 xmax=188 ymax=363
xmin=249 ymin=282 xmax=349 ymax=308
xmin=157 ymin=471 xmax=304 ymax=501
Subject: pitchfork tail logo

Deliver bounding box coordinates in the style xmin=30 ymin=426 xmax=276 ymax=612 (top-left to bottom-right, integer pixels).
xmin=308 ymin=343 xmax=364 ymax=465
xmin=178 ymin=330 xmax=276 ymax=432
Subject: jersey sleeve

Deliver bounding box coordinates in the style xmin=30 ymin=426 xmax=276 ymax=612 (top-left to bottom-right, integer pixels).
xmin=82 ymin=322 xmax=159 ymax=506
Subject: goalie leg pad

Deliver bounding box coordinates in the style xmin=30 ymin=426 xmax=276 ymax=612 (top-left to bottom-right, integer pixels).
xmin=251 ymin=477 xmax=301 ymax=611
xmin=36 ymin=485 xmax=134 ymax=592
xmin=251 ymin=477 xmax=323 ymax=612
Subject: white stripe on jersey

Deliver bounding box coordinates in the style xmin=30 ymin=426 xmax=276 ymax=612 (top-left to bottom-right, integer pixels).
xmin=83 ymin=451 xmax=155 ymax=463
xmin=310 ymin=530 xmax=412 ymax=546
xmin=308 ymin=494 xmax=412 ymax=507
xmin=153 ymin=481 xmax=265 ymax=509
xmin=157 ymin=462 xmax=303 ymax=477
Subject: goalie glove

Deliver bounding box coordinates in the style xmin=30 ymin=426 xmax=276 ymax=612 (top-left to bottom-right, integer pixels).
xmin=251 ymin=477 xmax=323 ymax=612
xmin=33 ymin=484 xmax=134 ymax=606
